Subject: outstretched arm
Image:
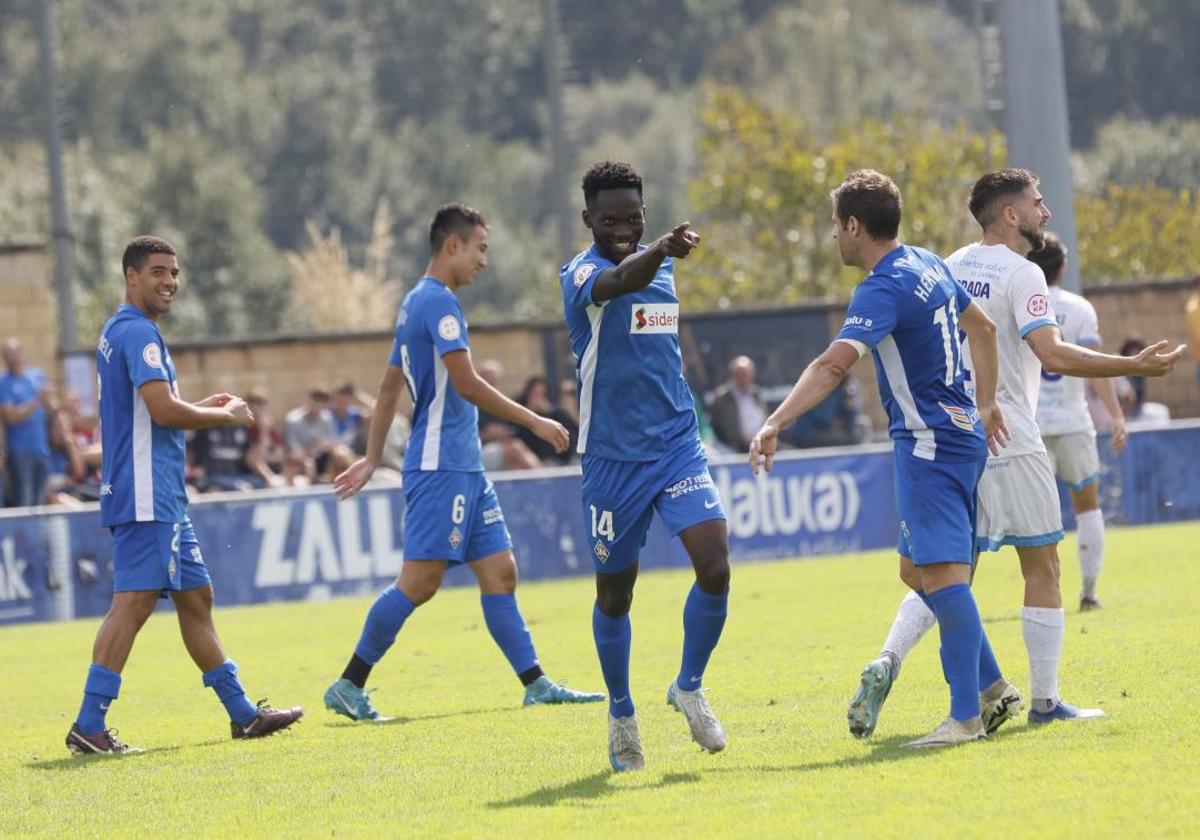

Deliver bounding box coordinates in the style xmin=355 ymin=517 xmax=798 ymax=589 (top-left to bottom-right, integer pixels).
xmin=749 ymin=340 xmax=859 ymax=474
xmin=1027 ymin=326 xmax=1186 ymax=378
xmin=591 ymin=223 xmax=701 ymax=302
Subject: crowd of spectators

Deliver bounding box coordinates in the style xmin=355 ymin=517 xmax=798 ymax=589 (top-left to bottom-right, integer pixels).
xmin=2 ymin=334 xmax=1193 ymax=509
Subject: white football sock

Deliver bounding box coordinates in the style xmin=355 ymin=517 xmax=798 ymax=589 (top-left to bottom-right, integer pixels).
xmin=880 ymin=590 xmax=936 ymax=680
xmin=1022 ymin=606 xmax=1065 ymax=703
xmin=1076 ymin=508 xmax=1105 ymax=599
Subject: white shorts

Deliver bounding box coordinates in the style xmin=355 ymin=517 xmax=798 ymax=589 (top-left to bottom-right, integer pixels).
xmin=1042 ymin=431 xmax=1100 ymax=491
xmin=976 ymin=452 xmax=1064 ymax=552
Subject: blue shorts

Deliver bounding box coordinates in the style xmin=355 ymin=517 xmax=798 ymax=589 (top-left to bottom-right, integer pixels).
xmin=402 ymin=470 xmax=513 ymax=565
xmin=111 ymin=518 xmax=210 ymax=595
xmin=581 ymin=438 xmax=725 ymax=573
xmin=894 ymin=451 xmax=986 ymax=566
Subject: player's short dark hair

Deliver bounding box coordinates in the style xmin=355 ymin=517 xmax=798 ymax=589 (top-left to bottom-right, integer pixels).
xmin=1027 ymin=231 xmax=1067 ymax=285
xmin=968 ymin=168 xmax=1039 ymax=228
xmin=429 ymin=203 xmax=487 ymax=254
xmin=122 ymin=235 xmax=177 ymax=275
xmin=581 ymin=160 xmax=643 ymax=204
xmin=830 ymin=170 xmax=902 ymax=240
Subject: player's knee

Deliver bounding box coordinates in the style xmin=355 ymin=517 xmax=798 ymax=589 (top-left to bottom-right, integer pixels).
xmin=695 ymin=548 xmax=730 ymax=594
xmin=595 ymin=580 xmax=634 ymax=617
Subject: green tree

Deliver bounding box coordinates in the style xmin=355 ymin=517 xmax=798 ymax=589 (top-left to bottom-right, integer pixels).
xmin=683 ymin=85 xmax=999 ymax=308
xmin=1076 ymin=184 xmax=1199 ymax=283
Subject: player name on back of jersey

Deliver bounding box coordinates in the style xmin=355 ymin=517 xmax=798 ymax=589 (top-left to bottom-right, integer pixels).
xmin=630 ymin=303 xmax=679 ymax=334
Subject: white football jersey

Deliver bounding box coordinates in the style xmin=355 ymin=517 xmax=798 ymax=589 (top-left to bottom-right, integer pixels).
xmin=1036 ymin=287 xmax=1100 ymax=436
xmin=945 ymin=242 xmax=1058 ymax=458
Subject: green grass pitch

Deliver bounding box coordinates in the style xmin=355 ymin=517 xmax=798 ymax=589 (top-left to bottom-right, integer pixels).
xmin=2 ymin=522 xmax=1198 ymax=838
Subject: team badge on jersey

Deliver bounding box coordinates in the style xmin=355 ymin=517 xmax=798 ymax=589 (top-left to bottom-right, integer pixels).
xmin=573 ymin=263 xmax=595 ymax=288
xmin=593 ymin=539 xmax=610 ymax=563
xmin=630 ymin=303 xmax=679 ymax=334
xmin=438 ymin=315 xmax=462 ymax=341
xmin=142 ymin=342 xmax=163 ymax=368
xmin=1027 ymin=294 xmax=1049 ymax=317
xmin=448 ymin=527 xmax=463 ymax=550
xmin=939 ymin=402 xmax=978 ymax=432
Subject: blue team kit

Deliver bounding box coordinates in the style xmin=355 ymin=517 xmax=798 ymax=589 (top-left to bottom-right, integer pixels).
xmin=835 ymin=245 xmax=987 ymax=566
xmin=560 ymin=245 xmax=726 ymax=573
xmin=97 ymin=304 xmax=207 ymax=594
xmin=390 ymin=277 xmax=513 ymax=563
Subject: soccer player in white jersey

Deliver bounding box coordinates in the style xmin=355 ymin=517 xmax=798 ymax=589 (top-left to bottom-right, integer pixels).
xmin=1027 ymin=232 xmax=1127 ymax=610
xmin=849 ymin=169 xmax=1185 ymax=732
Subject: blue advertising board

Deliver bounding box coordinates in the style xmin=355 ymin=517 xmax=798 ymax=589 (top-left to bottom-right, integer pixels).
xmin=1 ymin=423 xmax=1197 ymax=627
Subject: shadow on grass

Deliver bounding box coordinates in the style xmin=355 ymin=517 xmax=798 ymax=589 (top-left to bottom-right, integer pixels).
xmin=322 ymin=704 xmax=523 ymax=728
xmin=489 ymin=770 xmax=702 ymax=809
xmin=26 ymin=743 xmax=186 ymax=771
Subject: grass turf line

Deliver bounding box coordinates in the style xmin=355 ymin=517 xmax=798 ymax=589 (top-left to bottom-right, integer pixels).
xmin=1 ymin=522 xmax=1197 ymax=838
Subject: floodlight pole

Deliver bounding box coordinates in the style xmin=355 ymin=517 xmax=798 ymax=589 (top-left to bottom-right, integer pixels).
xmin=542 ymin=0 xmax=574 ymax=264
xmin=997 ymin=0 xmax=1081 ymax=291
xmin=36 ymin=0 xmax=77 ymax=350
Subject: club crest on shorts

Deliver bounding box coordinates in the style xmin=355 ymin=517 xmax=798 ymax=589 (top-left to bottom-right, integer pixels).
xmin=448 ymin=527 xmax=463 ymax=550
xmin=168 ymin=558 xmax=177 ymax=578
xmin=593 ymin=539 xmax=610 ymax=563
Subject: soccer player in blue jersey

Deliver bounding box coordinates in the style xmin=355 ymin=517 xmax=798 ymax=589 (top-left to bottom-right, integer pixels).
xmin=751 ymin=170 xmax=1013 ymax=747
xmin=324 ymin=204 xmax=603 ymax=720
xmin=561 ymin=161 xmax=731 ymax=771
xmin=67 ymin=236 xmax=303 ymax=755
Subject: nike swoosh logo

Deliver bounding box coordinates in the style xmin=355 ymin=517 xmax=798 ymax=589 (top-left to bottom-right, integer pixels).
xmin=613 ymin=695 xmax=628 ymax=704
xmin=99 ymin=702 xmax=110 ymax=710
xmin=704 ymin=500 xmax=720 ymax=509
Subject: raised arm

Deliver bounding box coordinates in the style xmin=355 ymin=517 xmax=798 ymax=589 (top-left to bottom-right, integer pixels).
xmin=591 ymin=223 xmax=700 ymax=302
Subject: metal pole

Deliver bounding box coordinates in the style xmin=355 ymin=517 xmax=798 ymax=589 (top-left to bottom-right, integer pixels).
xmin=36 ymin=0 xmax=77 ymax=350
xmin=998 ymin=0 xmax=1081 ymax=291
xmin=542 ymin=0 xmax=574 ymax=262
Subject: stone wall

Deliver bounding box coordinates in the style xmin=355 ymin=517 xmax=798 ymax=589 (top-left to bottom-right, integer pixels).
xmin=0 ymin=245 xmax=57 ymax=373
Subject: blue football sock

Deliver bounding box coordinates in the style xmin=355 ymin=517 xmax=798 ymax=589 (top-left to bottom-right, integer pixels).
xmin=353 ymin=585 xmax=416 ymax=665
xmin=978 ymin=629 xmax=1003 ymax=689
xmin=202 ymin=659 xmax=257 ymax=726
xmin=593 ymin=604 xmax=634 ymax=718
xmin=76 ymin=664 xmax=121 ymax=734
xmin=481 ymin=593 xmax=539 ymax=677
xmin=676 ymin=583 xmax=728 ymax=691
xmin=926 ymin=584 xmax=984 ymax=721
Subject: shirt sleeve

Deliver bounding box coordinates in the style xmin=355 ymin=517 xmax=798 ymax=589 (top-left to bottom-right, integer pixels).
xmin=425 ymin=294 xmax=470 ymax=357
xmin=560 ymin=255 xmax=614 ymax=310
xmin=834 ymin=279 xmax=899 ymax=351
xmin=1010 ymin=263 xmax=1057 ymax=338
xmin=121 ymin=321 xmax=171 ymax=389
xmin=953 ymin=276 xmax=973 ymax=315
xmin=387 ymin=311 xmax=405 ymax=368
xmin=1078 ymin=298 xmax=1101 ymax=345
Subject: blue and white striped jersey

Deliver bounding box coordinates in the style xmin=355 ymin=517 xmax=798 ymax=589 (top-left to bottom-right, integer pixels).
xmin=97 ymin=304 xmax=187 ymax=525
xmin=559 ymin=244 xmax=698 ymax=461
xmin=835 ymin=245 xmax=985 ymax=462
xmin=390 ymin=276 xmax=482 ymax=473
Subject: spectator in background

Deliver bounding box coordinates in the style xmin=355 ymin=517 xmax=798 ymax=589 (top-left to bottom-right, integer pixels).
xmin=476 ymin=359 xmax=539 ymax=471
xmin=46 ymin=407 xmax=90 ymax=506
xmin=0 ymin=339 xmax=52 ymax=507
xmin=786 ymin=377 xmax=871 ymax=448
xmin=187 ymin=423 xmax=258 ymax=492
xmin=245 ymin=389 xmax=292 ymax=487
xmin=331 ymin=381 xmax=373 ymax=454
xmin=515 ymin=376 xmax=578 ymax=465
xmin=709 ymin=355 xmax=767 ymax=453
xmin=285 ymin=388 xmax=341 ymax=479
